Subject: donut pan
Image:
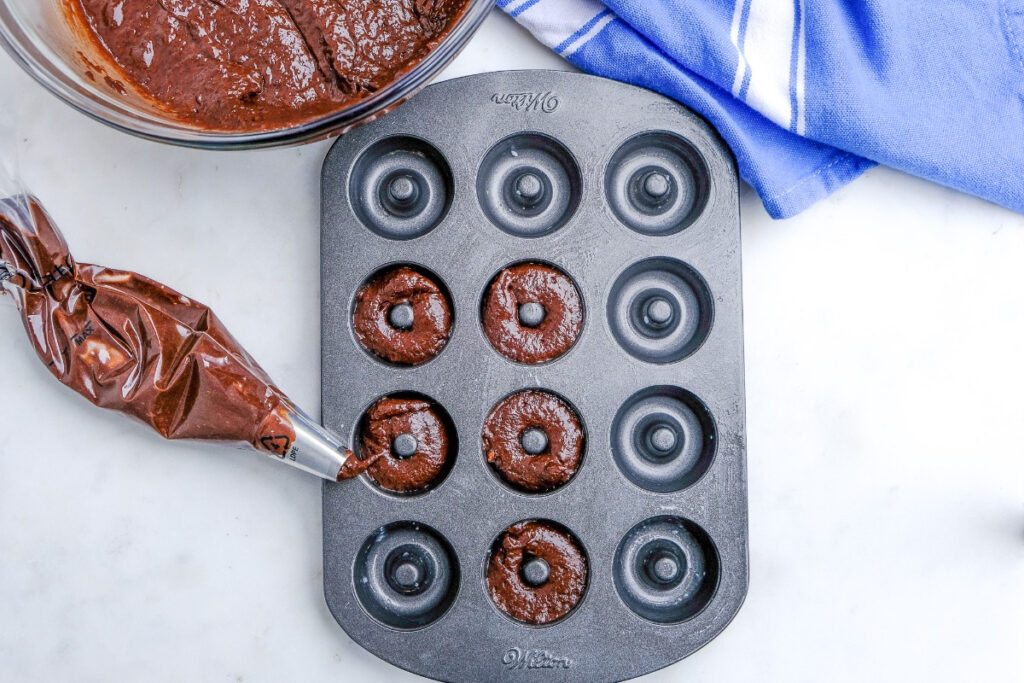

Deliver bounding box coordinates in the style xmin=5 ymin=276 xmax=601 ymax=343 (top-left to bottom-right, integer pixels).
xmin=321 ymin=70 xmax=747 ymax=682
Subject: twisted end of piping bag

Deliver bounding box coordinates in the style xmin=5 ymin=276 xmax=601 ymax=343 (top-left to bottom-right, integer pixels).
xmin=0 ymin=194 xmax=354 ymax=482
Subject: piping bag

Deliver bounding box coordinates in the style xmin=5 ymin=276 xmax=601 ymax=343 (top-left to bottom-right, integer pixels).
xmin=0 ymin=193 xmax=361 ymax=482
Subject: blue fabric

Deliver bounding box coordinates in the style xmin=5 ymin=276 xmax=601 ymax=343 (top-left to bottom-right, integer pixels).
xmin=500 ymin=0 xmax=1024 ymax=219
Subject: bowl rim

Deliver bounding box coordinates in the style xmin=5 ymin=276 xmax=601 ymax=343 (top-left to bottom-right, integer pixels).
xmin=0 ymin=0 xmax=496 ymax=149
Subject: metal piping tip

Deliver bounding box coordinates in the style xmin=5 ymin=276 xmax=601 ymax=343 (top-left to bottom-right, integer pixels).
xmin=281 ymin=409 xmax=353 ymax=482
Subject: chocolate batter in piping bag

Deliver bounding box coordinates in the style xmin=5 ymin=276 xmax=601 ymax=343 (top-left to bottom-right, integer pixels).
xmin=0 ymin=194 xmax=354 ymax=481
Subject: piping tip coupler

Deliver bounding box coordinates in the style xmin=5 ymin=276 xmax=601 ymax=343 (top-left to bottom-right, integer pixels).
xmin=282 ymin=410 xmax=353 ymax=482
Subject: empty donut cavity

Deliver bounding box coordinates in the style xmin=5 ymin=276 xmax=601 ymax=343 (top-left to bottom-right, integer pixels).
xmin=613 ymin=516 xmax=719 ymax=623
xmin=607 ymin=258 xmax=713 ymax=364
xmin=605 ymin=132 xmax=709 ymax=236
xmin=350 ymin=136 xmax=453 ymax=240
xmin=611 ymin=386 xmax=716 ymax=493
xmin=477 ymin=133 xmax=581 ymax=237
xmin=354 ymin=522 xmax=460 ymax=629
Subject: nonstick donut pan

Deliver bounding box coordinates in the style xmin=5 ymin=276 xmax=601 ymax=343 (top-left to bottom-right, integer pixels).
xmin=321 ymin=70 xmax=747 ymax=682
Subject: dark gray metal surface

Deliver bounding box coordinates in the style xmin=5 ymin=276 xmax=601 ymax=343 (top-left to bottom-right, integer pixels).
xmin=321 ymin=70 xmax=747 ymax=682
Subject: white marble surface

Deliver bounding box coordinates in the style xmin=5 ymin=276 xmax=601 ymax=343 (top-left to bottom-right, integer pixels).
xmin=1 ymin=9 xmax=1022 ymax=682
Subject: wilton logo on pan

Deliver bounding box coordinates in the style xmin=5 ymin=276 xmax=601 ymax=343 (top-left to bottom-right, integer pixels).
xmin=490 ymin=91 xmax=560 ymax=113
xmin=502 ymin=647 xmax=572 ymax=670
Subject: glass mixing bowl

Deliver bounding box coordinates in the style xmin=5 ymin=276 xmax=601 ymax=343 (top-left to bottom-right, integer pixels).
xmin=0 ymin=1 xmax=494 ymax=149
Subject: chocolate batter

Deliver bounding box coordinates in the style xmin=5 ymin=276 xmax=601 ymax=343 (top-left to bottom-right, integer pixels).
xmin=487 ymin=521 xmax=588 ymax=625
xmin=340 ymin=395 xmax=451 ymax=492
xmin=0 ymin=196 xmax=351 ymax=471
xmin=65 ymin=0 xmax=471 ymax=131
xmin=483 ymin=390 xmax=583 ymax=492
xmin=353 ymin=265 xmax=452 ymax=366
xmin=482 ymin=263 xmax=583 ymax=364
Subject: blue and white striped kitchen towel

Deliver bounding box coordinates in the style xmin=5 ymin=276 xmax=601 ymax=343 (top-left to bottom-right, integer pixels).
xmin=500 ymin=0 xmax=1024 ymax=219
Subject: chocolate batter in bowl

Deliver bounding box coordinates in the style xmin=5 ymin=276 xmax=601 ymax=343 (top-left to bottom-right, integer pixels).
xmin=0 ymin=0 xmax=493 ymax=146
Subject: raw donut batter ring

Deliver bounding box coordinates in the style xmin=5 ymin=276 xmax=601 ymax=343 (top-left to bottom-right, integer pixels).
xmin=482 ymin=390 xmax=583 ymax=492
xmin=481 ymin=262 xmax=583 ymax=364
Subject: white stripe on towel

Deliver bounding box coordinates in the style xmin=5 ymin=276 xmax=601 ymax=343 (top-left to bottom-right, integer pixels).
xmin=795 ymin=0 xmax=807 ymax=135
xmin=561 ymin=12 xmax=615 ymax=57
xmin=729 ymin=0 xmax=748 ymax=97
xmin=513 ymin=0 xmax=609 ymax=53
xmin=742 ymin=0 xmax=797 ymax=130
